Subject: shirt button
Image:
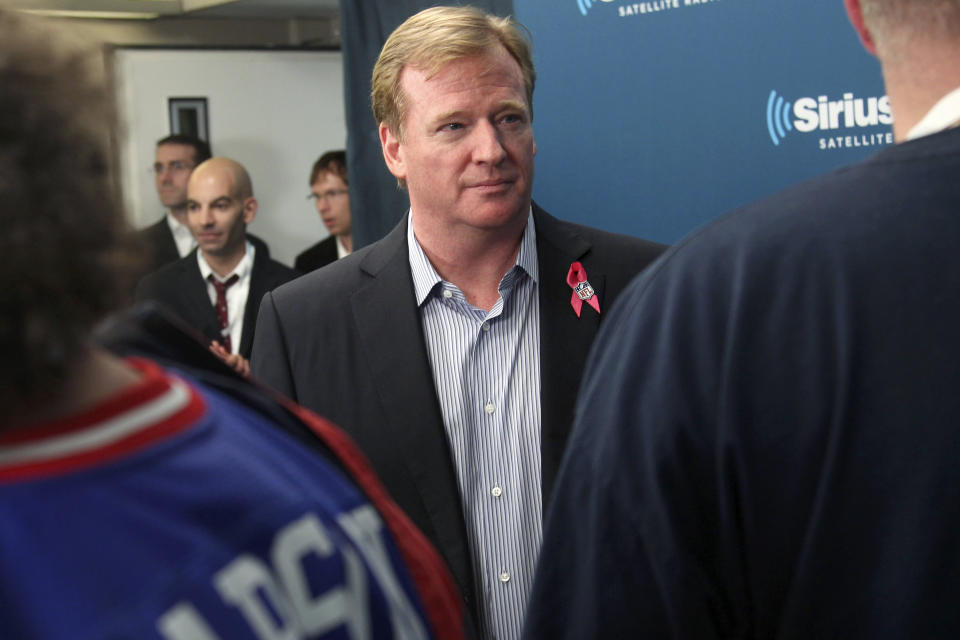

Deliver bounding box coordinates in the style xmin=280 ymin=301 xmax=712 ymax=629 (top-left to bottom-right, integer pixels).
xmin=442 ymin=289 xmax=453 ymax=299
xmin=491 ymin=486 xmax=502 ymax=498
xmin=484 ymin=402 xmax=495 ymax=414
xmin=499 ymin=571 xmax=510 ymax=583
xmin=481 ymin=321 xmax=490 ymax=332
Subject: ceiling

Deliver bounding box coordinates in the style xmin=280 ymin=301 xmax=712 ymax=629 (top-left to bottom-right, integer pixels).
xmin=9 ymin=0 xmax=340 ymax=20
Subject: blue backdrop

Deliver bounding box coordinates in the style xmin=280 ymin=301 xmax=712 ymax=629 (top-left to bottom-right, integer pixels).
xmin=513 ymin=0 xmax=891 ymax=244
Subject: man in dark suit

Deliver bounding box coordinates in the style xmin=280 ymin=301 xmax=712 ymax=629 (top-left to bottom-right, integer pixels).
xmin=295 ymin=150 xmax=353 ymax=273
xmin=137 ymin=157 xmax=298 ymax=375
xmin=251 ymin=8 xmax=665 ymax=639
xmin=133 ymin=134 xmax=270 ymax=283
xmin=524 ymin=1 xmax=960 ymax=639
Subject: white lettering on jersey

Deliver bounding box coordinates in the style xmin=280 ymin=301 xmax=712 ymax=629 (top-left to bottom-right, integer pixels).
xmin=215 ymin=554 xmax=300 ymax=640
xmin=157 ymin=508 xmax=427 ymax=640
xmin=157 ymin=603 xmax=220 ymax=640
xmin=273 ymin=514 xmax=370 ymax=639
xmin=337 ymin=506 xmax=427 ymax=640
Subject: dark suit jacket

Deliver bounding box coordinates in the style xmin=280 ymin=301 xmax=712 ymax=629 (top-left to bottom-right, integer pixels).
xmin=133 ymin=218 xmax=181 ymax=277
xmin=250 ymin=203 xmax=666 ymax=633
xmin=294 ymin=235 xmax=339 ymax=273
xmin=132 ymin=216 xmax=273 ymax=282
xmin=136 ymin=249 xmax=299 ymax=359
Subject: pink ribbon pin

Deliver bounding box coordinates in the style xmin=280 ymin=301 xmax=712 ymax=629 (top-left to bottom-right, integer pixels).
xmin=566 ymin=261 xmax=600 ymax=317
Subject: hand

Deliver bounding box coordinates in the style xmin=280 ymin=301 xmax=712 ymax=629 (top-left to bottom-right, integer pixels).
xmin=209 ymin=340 xmax=250 ymax=378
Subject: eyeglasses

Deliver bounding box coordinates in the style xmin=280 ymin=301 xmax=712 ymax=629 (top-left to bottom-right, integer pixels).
xmin=151 ymin=161 xmax=195 ymax=175
xmin=307 ymin=189 xmax=349 ymax=202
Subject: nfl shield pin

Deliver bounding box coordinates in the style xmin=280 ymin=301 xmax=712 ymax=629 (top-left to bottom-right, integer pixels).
xmin=575 ymin=280 xmax=595 ymax=301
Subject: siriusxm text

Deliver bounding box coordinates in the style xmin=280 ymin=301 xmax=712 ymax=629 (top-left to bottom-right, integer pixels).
xmin=794 ymin=93 xmax=892 ymax=132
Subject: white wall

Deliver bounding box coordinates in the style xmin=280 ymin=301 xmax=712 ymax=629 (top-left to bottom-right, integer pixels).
xmin=114 ymin=48 xmax=345 ymax=266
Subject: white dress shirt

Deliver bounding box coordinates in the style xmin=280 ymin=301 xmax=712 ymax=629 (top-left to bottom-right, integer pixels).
xmin=196 ymin=241 xmax=254 ymax=354
xmin=408 ymin=209 xmax=542 ymax=640
xmin=165 ymin=212 xmax=197 ymax=258
xmin=335 ymin=235 xmax=351 ymax=260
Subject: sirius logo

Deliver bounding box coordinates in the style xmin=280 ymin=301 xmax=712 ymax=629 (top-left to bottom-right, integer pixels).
xmin=577 ymin=0 xmax=614 ymax=16
xmin=766 ymin=90 xmax=893 ymax=146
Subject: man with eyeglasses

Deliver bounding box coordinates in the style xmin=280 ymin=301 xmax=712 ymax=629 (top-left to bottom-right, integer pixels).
xmin=133 ymin=134 xmax=270 ymax=283
xmin=295 ymin=150 xmax=353 ymax=273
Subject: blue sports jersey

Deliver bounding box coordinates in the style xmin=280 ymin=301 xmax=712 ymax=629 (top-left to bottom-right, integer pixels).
xmin=0 ymin=359 xmax=434 ymax=639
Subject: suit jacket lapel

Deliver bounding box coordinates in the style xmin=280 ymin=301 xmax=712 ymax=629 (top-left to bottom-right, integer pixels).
xmin=179 ymin=254 xmax=223 ymax=343
xmin=240 ymin=252 xmax=269 ymax=358
xmin=149 ymin=217 xmax=180 ymax=266
xmin=349 ymin=217 xmax=477 ymax=605
xmin=534 ymin=204 xmax=605 ymax=506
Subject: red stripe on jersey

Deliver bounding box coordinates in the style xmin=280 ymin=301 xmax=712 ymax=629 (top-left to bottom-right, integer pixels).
xmin=0 ymin=359 xmax=207 ymax=484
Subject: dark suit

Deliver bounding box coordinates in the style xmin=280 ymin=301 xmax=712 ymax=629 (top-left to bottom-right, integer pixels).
xmin=133 ymin=217 xmax=181 ymax=276
xmin=132 ymin=216 xmax=273 ymax=282
xmin=294 ymin=235 xmax=338 ymax=273
xmin=136 ymin=249 xmax=298 ymax=359
xmin=250 ymin=203 xmax=666 ymax=633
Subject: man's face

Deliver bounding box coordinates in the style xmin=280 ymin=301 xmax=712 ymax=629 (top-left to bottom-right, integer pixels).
xmin=310 ymin=172 xmax=352 ymax=239
xmin=380 ymin=44 xmax=536 ymax=237
xmin=186 ymin=169 xmax=254 ymax=258
xmin=154 ymin=143 xmax=198 ymax=209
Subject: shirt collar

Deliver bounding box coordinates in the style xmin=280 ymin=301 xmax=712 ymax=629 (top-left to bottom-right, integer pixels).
xmin=335 ymin=235 xmax=351 ymax=260
xmin=166 ymin=211 xmax=192 ymax=238
xmin=196 ymin=240 xmax=255 ymax=282
xmin=906 ymin=85 xmax=960 ymax=141
xmin=407 ymin=207 xmax=538 ymax=308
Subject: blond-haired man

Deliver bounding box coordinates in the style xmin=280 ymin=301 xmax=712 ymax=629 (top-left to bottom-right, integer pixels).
xmin=252 ymin=8 xmax=665 ymax=638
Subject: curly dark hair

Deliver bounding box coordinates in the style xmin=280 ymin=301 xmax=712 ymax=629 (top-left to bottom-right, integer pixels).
xmin=0 ymin=9 xmax=133 ymax=409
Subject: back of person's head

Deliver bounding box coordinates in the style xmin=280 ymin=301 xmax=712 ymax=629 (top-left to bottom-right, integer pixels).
xmin=371 ymin=5 xmax=536 ymax=140
xmin=156 ymin=133 xmax=212 ymax=165
xmin=859 ymin=0 xmax=960 ymax=56
xmin=0 ymin=9 xmax=131 ymax=412
xmin=309 ymin=150 xmax=348 ymax=186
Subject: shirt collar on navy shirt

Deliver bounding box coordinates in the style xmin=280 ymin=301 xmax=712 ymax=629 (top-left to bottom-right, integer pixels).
xmin=406 ymin=207 xmax=539 ymax=308
xmin=906 ymin=84 xmax=960 ymax=141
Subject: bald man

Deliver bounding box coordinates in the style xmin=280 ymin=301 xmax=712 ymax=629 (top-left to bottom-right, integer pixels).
xmin=136 ymin=157 xmax=299 ymax=371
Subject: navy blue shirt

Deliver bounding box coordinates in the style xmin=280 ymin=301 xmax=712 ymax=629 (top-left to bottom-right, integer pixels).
xmin=525 ymin=127 xmax=960 ymax=639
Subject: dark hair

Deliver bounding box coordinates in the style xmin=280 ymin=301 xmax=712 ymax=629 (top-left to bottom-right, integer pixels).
xmin=309 ymin=150 xmax=348 ymax=186
xmin=157 ymin=133 xmax=212 ymax=165
xmin=0 ymin=9 xmax=133 ymax=410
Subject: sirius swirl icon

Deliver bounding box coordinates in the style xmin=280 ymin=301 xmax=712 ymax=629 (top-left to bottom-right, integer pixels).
xmin=577 ymin=0 xmax=615 ymax=16
xmin=766 ymin=90 xmax=793 ymax=146
xmin=577 ymin=0 xmax=595 ymax=15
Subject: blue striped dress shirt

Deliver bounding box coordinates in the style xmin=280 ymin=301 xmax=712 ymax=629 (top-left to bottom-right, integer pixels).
xmin=407 ymin=211 xmax=542 ymax=640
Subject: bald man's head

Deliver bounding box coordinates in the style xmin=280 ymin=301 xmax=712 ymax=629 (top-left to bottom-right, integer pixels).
xmin=185 ymin=157 xmax=258 ymax=267
xmin=190 ymin=157 xmax=254 ymax=200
